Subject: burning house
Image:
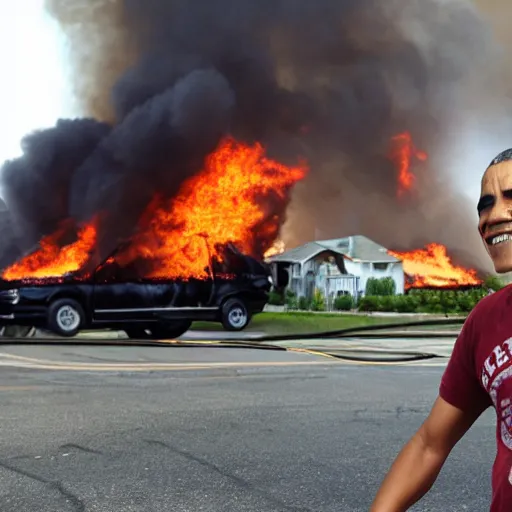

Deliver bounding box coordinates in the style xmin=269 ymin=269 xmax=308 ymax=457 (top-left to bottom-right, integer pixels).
xmin=267 ymin=235 xmax=483 ymax=301
xmin=266 ymin=236 xmax=405 ymax=301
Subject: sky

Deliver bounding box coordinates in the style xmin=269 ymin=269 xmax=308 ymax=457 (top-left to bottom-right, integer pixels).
xmin=0 ymin=0 xmax=69 ymax=164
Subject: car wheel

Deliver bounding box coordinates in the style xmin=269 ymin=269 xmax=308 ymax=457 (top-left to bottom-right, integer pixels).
xmin=150 ymin=321 xmax=192 ymax=340
xmin=124 ymin=327 xmax=152 ymax=339
xmin=125 ymin=321 xmax=192 ymax=340
xmin=48 ymin=298 xmax=84 ymax=337
xmin=221 ymin=298 xmax=250 ymax=331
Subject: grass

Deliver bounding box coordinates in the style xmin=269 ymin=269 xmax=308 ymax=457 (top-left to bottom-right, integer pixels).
xmin=191 ymin=311 xmax=465 ymax=335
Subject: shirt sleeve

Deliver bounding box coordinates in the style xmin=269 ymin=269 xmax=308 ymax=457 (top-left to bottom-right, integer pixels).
xmin=439 ymin=310 xmax=491 ymax=413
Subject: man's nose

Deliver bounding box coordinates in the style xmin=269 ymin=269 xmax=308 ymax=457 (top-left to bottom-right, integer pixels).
xmin=486 ymin=198 xmax=512 ymax=225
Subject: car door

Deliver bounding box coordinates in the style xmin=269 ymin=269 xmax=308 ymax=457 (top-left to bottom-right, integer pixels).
xmin=142 ymin=238 xmax=215 ymax=318
xmin=91 ymin=281 xmax=156 ymax=322
xmin=90 ymin=259 xmax=156 ymax=322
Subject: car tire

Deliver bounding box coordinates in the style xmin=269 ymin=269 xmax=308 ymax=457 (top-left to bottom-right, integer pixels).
xmin=125 ymin=321 xmax=191 ymax=340
xmin=124 ymin=327 xmax=152 ymax=339
xmin=150 ymin=321 xmax=192 ymax=340
xmin=47 ymin=298 xmax=85 ymax=337
xmin=221 ymin=298 xmax=250 ymax=331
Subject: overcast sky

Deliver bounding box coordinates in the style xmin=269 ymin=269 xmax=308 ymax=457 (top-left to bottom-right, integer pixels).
xmin=0 ymin=0 xmax=69 ymax=163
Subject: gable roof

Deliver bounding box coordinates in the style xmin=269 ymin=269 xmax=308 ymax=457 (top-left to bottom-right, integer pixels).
xmin=268 ymin=235 xmax=401 ymax=264
xmin=267 ymin=242 xmax=337 ymax=264
xmin=318 ymin=235 xmax=400 ymax=263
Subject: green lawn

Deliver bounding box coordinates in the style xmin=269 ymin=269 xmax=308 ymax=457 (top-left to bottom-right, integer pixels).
xmin=192 ymin=312 xmax=465 ymax=335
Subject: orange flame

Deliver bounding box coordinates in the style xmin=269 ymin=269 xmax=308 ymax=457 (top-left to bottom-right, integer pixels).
xmin=111 ymin=137 xmax=307 ymax=279
xmin=264 ymin=239 xmax=286 ymax=259
xmin=388 ymin=243 xmax=481 ymax=288
xmin=2 ymin=138 xmax=306 ymax=282
xmin=3 ymin=221 xmax=97 ymax=281
xmin=388 ymin=132 xmax=427 ymax=197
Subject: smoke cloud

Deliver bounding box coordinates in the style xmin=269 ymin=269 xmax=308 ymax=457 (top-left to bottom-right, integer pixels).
xmin=1 ymin=0 xmax=510 ymax=273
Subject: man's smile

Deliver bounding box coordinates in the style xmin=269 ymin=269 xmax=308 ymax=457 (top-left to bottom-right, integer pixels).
xmin=482 ymin=221 xmax=512 ymax=248
xmin=487 ymin=233 xmax=512 ymax=246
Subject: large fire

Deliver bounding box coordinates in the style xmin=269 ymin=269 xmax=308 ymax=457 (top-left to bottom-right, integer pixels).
xmin=0 ymin=130 xmax=484 ymax=290
xmin=388 ymin=243 xmax=482 ymax=289
xmin=2 ymin=137 xmax=307 ymax=281
xmin=388 ymin=132 xmax=427 ymax=198
xmin=113 ymin=137 xmax=306 ymax=279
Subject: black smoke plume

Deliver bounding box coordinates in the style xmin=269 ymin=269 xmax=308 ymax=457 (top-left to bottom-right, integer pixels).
xmin=1 ymin=0 xmax=510 ymax=273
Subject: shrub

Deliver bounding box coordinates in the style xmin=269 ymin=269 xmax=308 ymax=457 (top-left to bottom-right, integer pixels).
xmin=268 ymin=290 xmax=284 ymax=306
xmin=356 ymin=287 xmax=488 ymax=314
xmin=376 ymin=295 xmax=394 ymax=312
xmin=484 ymin=275 xmax=506 ymax=292
xmin=298 ymin=296 xmax=310 ymax=311
xmin=365 ymin=277 xmax=396 ymax=296
xmin=393 ymin=294 xmax=417 ymax=313
xmin=357 ymin=295 xmax=380 ymax=312
xmin=285 ymin=290 xmax=298 ymax=310
xmin=333 ymin=294 xmax=354 ymax=311
xmin=311 ymin=290 xmax=326 ymax=311
xmin=380 ymin=277 xmax=396 ymax=296
xmin=365 ymin=278 xmax=380 ymax=296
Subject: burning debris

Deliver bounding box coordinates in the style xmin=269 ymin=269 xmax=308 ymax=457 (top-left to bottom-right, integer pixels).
xmin=0 ymin=0 xmax=506 ymax=282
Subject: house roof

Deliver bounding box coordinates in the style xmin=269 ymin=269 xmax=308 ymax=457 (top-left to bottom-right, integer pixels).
xmin=267 ymin=242 xmax=336 ymax=264
xmin=318 ymin=235 xmax=400 ymax=263
xmin=267 ymin=235 xmax=401 ymax=264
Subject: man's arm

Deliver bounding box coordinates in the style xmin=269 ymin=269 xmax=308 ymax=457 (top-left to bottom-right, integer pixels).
xmin=369 ymin=395 xmax=485 ymax=512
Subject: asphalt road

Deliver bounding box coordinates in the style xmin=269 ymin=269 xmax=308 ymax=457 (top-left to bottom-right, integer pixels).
xmin=0 ymin=343 xmax=496 ymax=512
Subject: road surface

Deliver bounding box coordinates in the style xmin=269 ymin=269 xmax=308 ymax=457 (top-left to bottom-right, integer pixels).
xmin=0 ymin=341 xmax=495 ymax=511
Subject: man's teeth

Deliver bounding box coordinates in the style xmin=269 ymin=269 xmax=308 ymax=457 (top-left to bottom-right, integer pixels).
xmin=491 ymin=234 xmax=512 ymax=245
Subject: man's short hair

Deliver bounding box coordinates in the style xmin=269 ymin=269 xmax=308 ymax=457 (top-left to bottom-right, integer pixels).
xmin=489 ymin=148 xmax=512 ymax=168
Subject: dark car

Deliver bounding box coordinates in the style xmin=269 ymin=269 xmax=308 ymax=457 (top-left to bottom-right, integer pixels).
xmin=0 ymin=244 xmax=273 ymax=339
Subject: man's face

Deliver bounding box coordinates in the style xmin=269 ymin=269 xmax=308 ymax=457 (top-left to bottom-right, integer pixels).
xmin=478 ymin=161 xmax=512 ymax=273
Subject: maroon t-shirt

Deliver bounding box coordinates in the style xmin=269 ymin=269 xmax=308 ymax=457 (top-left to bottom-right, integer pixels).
xmin=440 ymin=284 xmax=512 ymax=511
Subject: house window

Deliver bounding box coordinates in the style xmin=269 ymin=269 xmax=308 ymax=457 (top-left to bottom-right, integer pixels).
xmin=373 ymin=263 xmax=389 ymax=271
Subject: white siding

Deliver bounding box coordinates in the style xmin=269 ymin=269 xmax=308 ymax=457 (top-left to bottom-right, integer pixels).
xmin=344 ymin=259 xmax=404 ymax=295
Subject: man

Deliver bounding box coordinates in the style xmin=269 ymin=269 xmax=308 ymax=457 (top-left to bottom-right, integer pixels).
xmin=370 ymin=149 xmax=512 ymax=512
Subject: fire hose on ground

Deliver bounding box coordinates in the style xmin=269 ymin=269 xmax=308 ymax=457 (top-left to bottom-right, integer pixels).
xmin=0 ymin=318 xmax=462 ymax=364
xmin=248 ymin=317 xmax=464 ymax=342
xmin=243 ymin=318 xmax=462 ymax=363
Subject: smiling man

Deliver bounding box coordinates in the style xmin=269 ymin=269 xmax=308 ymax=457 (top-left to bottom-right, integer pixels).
xmin=370 ymin=149 xmax=512 ymax=512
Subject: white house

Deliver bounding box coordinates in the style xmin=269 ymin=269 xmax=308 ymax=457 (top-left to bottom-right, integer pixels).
xmin=266 ymin=235 xmax=404 ymax=303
